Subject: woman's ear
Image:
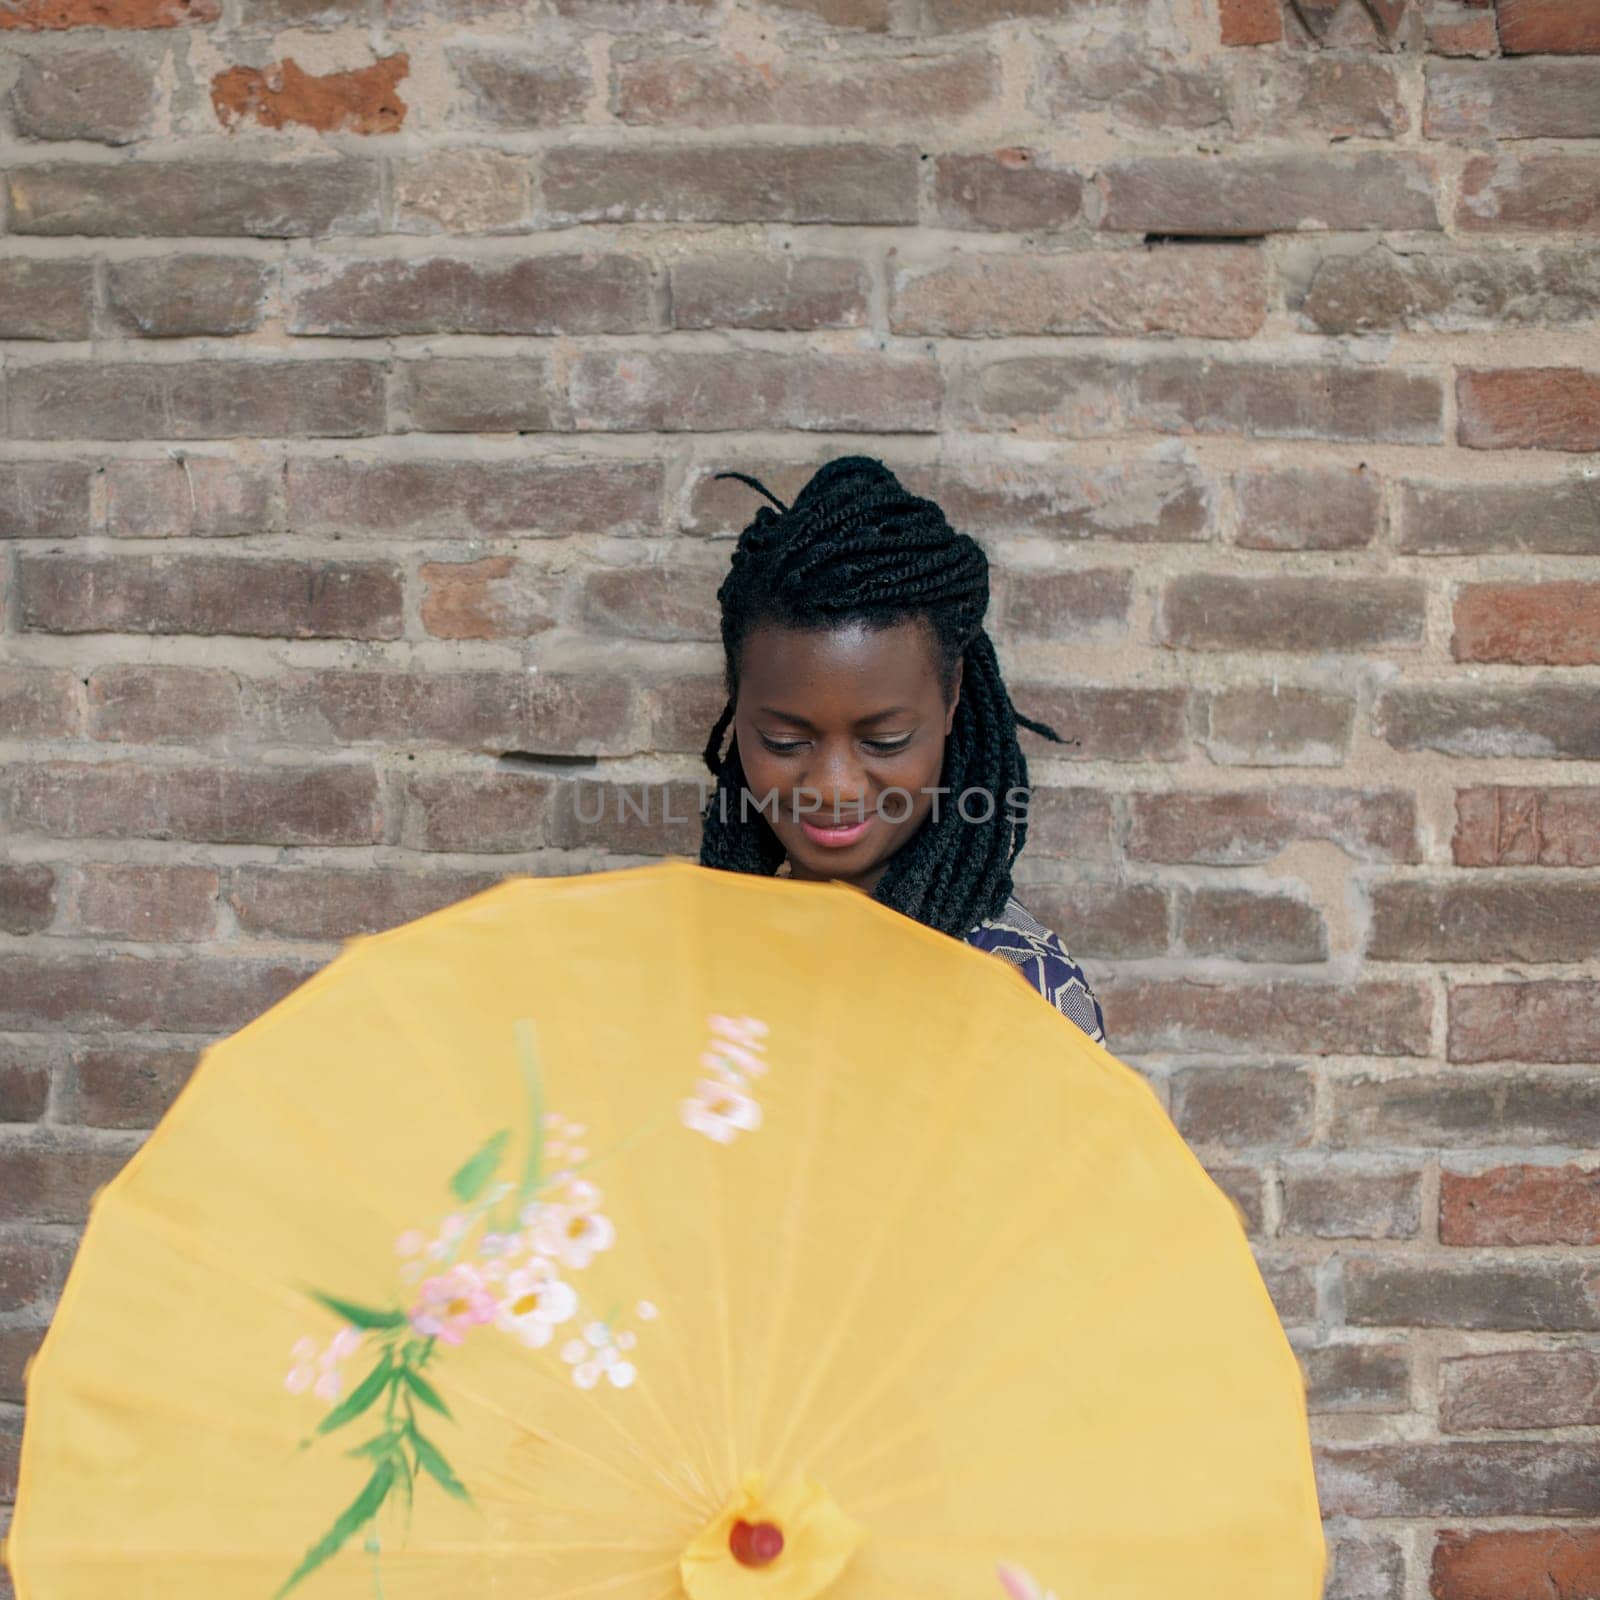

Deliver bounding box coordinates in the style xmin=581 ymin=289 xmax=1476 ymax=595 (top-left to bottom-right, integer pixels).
xmin=944 ymin=658 xmax=963 ymax=736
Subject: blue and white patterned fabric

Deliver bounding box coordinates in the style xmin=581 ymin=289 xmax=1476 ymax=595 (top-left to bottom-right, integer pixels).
xmin=963 ymin=895 xmax=1107 ymax=1046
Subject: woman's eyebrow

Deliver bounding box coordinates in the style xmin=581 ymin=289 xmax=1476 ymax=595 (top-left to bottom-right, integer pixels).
xmin=757 ymin=706 xmax=913 ymax=727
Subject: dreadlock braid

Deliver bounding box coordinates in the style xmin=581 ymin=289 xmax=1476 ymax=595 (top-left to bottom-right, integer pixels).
xmin=698 ymin=455 xmax=1070 ymax=939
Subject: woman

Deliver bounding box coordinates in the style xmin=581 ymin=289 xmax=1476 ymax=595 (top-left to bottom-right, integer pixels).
xmin=697 ymin=454 xmax=1107 ymax=1047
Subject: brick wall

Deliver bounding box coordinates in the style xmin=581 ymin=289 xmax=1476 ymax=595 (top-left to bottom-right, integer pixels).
xmin=1 ymin=0 xmax=1598 ymax=1592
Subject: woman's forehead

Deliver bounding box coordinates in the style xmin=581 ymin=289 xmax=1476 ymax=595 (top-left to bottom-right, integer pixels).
xmin=737 ymin=617 xmax=942 ymax=701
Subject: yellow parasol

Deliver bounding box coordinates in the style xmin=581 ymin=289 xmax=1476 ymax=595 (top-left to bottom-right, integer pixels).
xmin=6 ymin=857 xmax=1324 ymax=1600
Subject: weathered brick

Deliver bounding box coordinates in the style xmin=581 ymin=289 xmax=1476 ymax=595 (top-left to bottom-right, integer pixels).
xmin=0 ymin=461 xmax=91 ymax=538
xmin=1 ymin=761 xmax=381 ymax=846
xmin=0 ymin=1229 xmax=73 ymax=1311
xmin=1178 ymin=887 xmax=1327 ymax=962
xmin=6 ymin=361 xmax=385 ymax=440
xmin=1101 ymin=979 xmax=1431 ymax=1055
xmin=210 ymin=53 xmax=409 ymax=137
xmin=226 ymin=866 xmax=500 ymax=941
xmin=0 ymin=667 xmax=78 ymax=739
xmin=1328 ymin=1073 xmax=1600 ymax=1149
xmin=0 ymin=0 xmax=218 ymax=26
xmin=391 ymin=149 xmax=530 ymax=234
xmin=1021 ymin=786 xmax=1117 ymax=861
xmin=0 ymin=1136 xmax=138 ymax=1223
xmin=104 ymin=456 xmax=278 ymax=539
xmin=396 ymin=768 xmax=557 ymax=853
xmin=1426 ymin=58 xmax=1600 ymax=140
xmin=613 ymin=45 xmax=999 ymax=126
xmin=287 ymin=458 xmax=662 ymax=538
xmin=87 ymin=664 xmax=241 ymax=744
xmin=580 ymin=564 xmax=721 ymax=642
xmin=0 ymin=863 xmax=56 ymax=936
xmin=395 ymin=357 xmax=569 ymax=433
xmin=389 ymin=0 xmax=713 ymax=23
xmin=642 ymin=673 xmax=729 ymax=758
xmin=1304 ymin=244 xmax=1600 ymax=334
xmin=963 ymin=355 xmax=1444 ymax=442
xmin=1496 ymin=0 xmax=1600 ymax=53
xmin=1456 ymin=581 xmax=1600 ymax=666
xmin=1458 ymin=155 xmax=1600 ymax=233
xmin=1441 ymin=1349 xmax=1600 ymax=1431
xmin=1398 ymin=477 xmax=1600 ymax=554
xmin=1128 ymin=787 xmax=1418 ymax=865
xmin=1099 ymin=154 xmax=1439 ymax=234
xmin=1161 ymin=574 xmax=1423 ymax=652
xmin=1319 ymin=1442 xmax=1600 ymax=1518
xmin=1324 ymin=1533 xmax=1404 ymax=1600
xmin=71 ymin=862 xmax=218 ymax=942
xmin=1442 ymin=1164 xmax=1600 ymax=1246
xmin=1026 ymin=880 xmax=1169 ymax=960
xmin=1219 ymin=0 xmax=1282 ymax=43
xmin=1040 ymin=42 xmax=1228 ymax=133
xmin=1300 ymin=1341 xmax=1411 ymax=1413
xmin=570 ymin=350 xmax=941 ymax=433
xmin=7 ymin=160 xmax=379 ymax=237
xmin=541 ymin=143 xmax=919 ymax=225
xmin=1344 ymin=1259 xmax=1600 ymax=1330
xmin=1452 ymin=981 xmax=1600 ymax=1063
xmin=420 ymin=556 xmax=557 ymax=640
xmin=106 ymin=255 xmax=271 ymax=337
xmin=1204 ymin=687 xmax=1355 ymax=766
xmin=1011 ymin=686 xmax=1193 ymax=763
xmin=1378 ymin=686 xmax=1600 ymax=761
xmin=10 ymin=46 xmax=158 ymax=143
xmin=238 ymin=0 xmax=367 ymax=23
xmin=1459 ymin=368 xmax=1600 ymax=453
xmin=447 ymin=48 xmax=591 ymax=129
xmin=0 ymin=259 xmax=94 ymax=339
xmin=1371 ymin=880 xmax=1600 ymax=963
xmin=1428 ymin=6 xmax=1501 ymax=57
xmin=56 ymin=1041 xmax=197 ymax=1129
xmin=549 ymin=777 xmax=703 ymax=856
xmin=762 ymin=0 xmax=890 ymax=25
xmin=890 ymin=246 xmax=1266 ymax=338
xmin=1281 ymin=1165 xmax=1422 ymax=1238
xmin=1257 ymin=1254 xmax=1317 ymax=1325
xmin=1232 ymin=465 xmax=1380 ymax=550
xmin=1208 ymin=1165 xmax=1265 ymax=1234
xmin=286 ymin=254 xmax=653 ymax=336
xmin=999 ymin=568 xmax=1132 ymax=641
xmin=930 ymin=148 xmax=1086 ymax=231
xmin=1431 ymin=1528 xmax=1600 ymax=1599
xmin=669 ymin=254 xmax=868 ymax=331
xmin=1233 ymin=56 xmax=1408 ymax=139
xmin=1455 ymin=786 xmax=1600 ymax=868
xmin=1170 ymin=1064 xmax=1316 ymax=1148
xmin=921 ymin=0 xmax=1143 ymax=26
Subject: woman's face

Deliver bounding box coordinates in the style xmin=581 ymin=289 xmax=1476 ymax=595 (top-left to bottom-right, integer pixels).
xmin=731 ymin=617 xmax=961 ymax=893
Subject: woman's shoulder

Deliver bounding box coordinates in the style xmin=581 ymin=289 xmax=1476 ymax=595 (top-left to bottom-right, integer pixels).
xmin=962 ymin=893 xmax=1107 ymax=1046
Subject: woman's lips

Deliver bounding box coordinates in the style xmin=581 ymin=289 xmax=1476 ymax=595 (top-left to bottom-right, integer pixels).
xmin=797 ymin=813 xmax=873 ymax=848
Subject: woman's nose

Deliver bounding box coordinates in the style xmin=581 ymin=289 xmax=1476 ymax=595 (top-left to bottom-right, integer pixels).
xmin=799 ymin=743 xmax=867 ymax=809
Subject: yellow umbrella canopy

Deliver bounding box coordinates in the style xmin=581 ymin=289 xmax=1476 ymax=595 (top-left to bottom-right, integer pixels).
xmin=6 ymin=858 xmax=1324 ymax=1600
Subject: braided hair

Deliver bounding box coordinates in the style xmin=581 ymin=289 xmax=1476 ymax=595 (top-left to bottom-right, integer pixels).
xmin=698 ymin=454 xmax=1070 ymax=939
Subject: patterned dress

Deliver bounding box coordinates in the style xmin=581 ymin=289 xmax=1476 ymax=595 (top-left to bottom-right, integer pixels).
xmin=963 ymin=894 xmax=1108 ymax=1046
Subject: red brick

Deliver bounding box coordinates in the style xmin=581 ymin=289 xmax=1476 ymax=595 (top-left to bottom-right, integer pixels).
xmin=1102 ymin=979 xmax=1432 ymax=1055
xmin=87 ymin=665 xmax=241 ymax=744
xmin=1496 ymin=0 xmax=1600 ymax=53
xmin=1456 ymin=581 xmax=1600 ymax=665
xmin=1371 ymin=880 xmax=1600 ymax=963
xmin=1455 ymin=786 xmax=1600 ymax=868
xmin=1099 ymin=154 xmax=1439 ymax=234
xmin=1378 ymin=685 xmax=1600 ymax=761
xmin=1281 ymin=1166 xmax=1422 ymax=1238
xmin=921 ymin=0 xmax=1144 ymax=26
xmin=550 ymin=777 xmax=703 ymax=856
xmin=641 ymin=673 xmax=729 ymax=758
xmin=0 ymin=1326 xmax=45 ymax=1405
xmin=0 ymin=1136 xmax=138 ymax=1223
xmin=1179 ymin=887 xmax=1326 ymax=963
xmin=1208 ymin=1164 xmax=1264 ymax=1234
xmin=420 ymin=556 xmax=557 ymax=641
xmin=0 ymin=461 xmax=90 ymax=538
xmin=395 ymin=356 xmax=568 ymax=433
xmin=287 ymin=458 xmax=662 ymax=538
xmin=1011 ymin=686 xmax=1193 ymax=763
xmin=285 ymin=253 xmax=653 ymax=336
xmin=1428 ymin=8 xmax=1501 ymax=55
xmin=1328 ymin=1072 xmax=1600 ymax=1149
xmin=541 ymin=143 xmax=918 ymax=225
xmin=0 ymin=259 xmax=94 ymax=338
xmin=1 ymin=761 xmax=381 ymax=846
xmin=1039 ymin=42 xmax=1229 ymax=133
xmin=1128 ymin=786 xmax=1417 ymax=865
xmin=1300 ymin=1342 xmax=1411 ymax=1413
xmin=1450 ymin=981 xmax=1600 ymax=1063
xmin=1233 ymin=56 xmax=1409 ymax=139
xmin=891 ymin=246 xmax=1265 ymax=338
xmin=571 ymin=350 xmax=941 ymax=433
xmin=0 ymin=0 xmax=217 ymax=25
xmin=1232 ymin=464 xmax=1380 ymax=549
xmin=57 ymin=1042 xmax=197 ymax=1128
xmin=446 ymin=47 xmax=591 ymax=130
xmin=0 ymin=1230 xmax=73 ymax=1311
xmin=10 ymin=46 xmax=157 ymax=143
xmin=580 ymin=564 xmax=721 ymax=642
xmin=71 ymin=862 xmax=218 ymax=942
xmin=0 ymin=953 xmax=313 ymax=1032
xmin=254 ymin=670 xmax=638 ymax=757
xmin=0 ymin=1041 xmax=51 ymax=1120
xmin=1399 ymin=477 xmax=1599 ymax=554
xmin=7 ymin=160 xmax=379 ymax=237
xmin=1431 ymin=1528 xmax=1600 ymax=1599
xmin=1458 ymin=154 xmax=1600 ymax=233
xmin=1161 ymin=574 xmax=1423 ymax=652
xmin=1204 ymin=687 xmax=1355 ymax=767
xmin=6 ymin=361 xmax=384 ymax=440
xmin=211 ymin=53 xmax=408 ymax=136
xmin=1440 ymin=1349 xmax=1600 ymax=1431
xmin=999 ymin=568 xmax=1132 ymax=642
xmin=396 ymin=769 xmax=558 ymax=853
xmin=1026 ymin=880 xmax=1169 ymax=960
xmin=1220 ymin=0 xmax=1283 ymax=41
xmin=1325 ymin=1533 xmax=1404 ymax=1600
xmin=1 ymin=1406 xmax=19 ymax=1502
xmin=104 ymin=457 xmax=279 ymax=539
xmin=226 ymin=866 xmax=499 ymax=940
xmin=1426 ymin=57 xmax=1600 ymax=138
xmin=1318 ymin=1442 xmax=1600 ymax=1518
xmin=930 ymin=148 xmax=1086 ymax=231
xmin=391 ymin=149 xmax=530 ymax=233
xmin=1459 ymin=368 xmax=1600 ymax=453
xmin=669 ymin=253 xmax=868 ymax=331
xmin=1170 ymin=1064 xmax=1316 ymax=1148
xmin=0 ymin=667 xmax=78 ymax=739
xmin=18 ymin=554 xmax=402 ymax=639
xmin=1344 ymin=1259 xmax=1600 ymax=1330
xmin=1441 ymin=1163 xmax=1600 ymax=1246
xmin=106 ymin=255 xmax=271 ymax=337
xmin=613 ymin=45 xmax=999 ymax=126
xmin=0 ymin=865 xmax=55 ymax=937
xmin=1021 ymin=786 xmax=1117 ymax=862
